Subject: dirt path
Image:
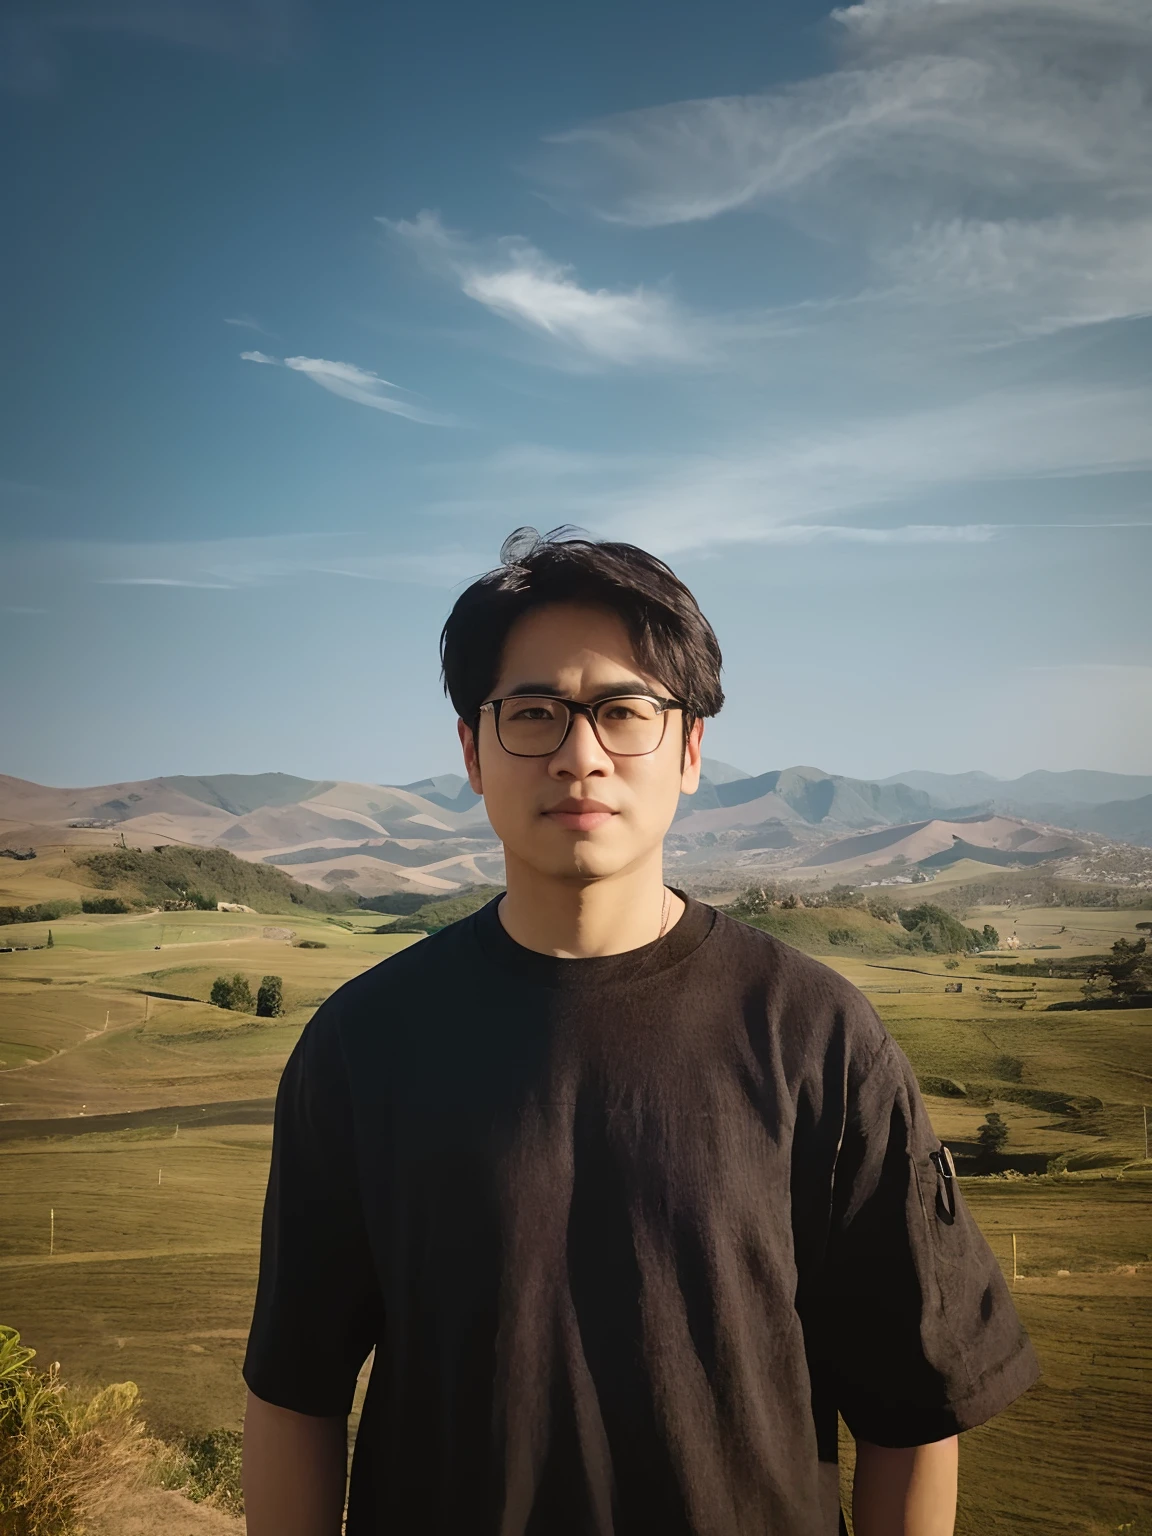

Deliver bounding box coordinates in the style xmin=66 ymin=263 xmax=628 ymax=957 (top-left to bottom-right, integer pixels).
xmin=89 ymin=1486 xmax=242 ymax=1535
xmin=0 ymin=1243 xmax=259 ymax=1270
xmin=0 ymin=1095 xmax=275 ymax=1139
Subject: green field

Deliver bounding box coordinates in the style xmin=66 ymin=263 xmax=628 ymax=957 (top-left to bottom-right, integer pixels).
xmin=1 ymin=857 xmax=1149 ymax=1532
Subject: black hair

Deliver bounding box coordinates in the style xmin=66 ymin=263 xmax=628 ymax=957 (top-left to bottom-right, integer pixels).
xmin=440 ymin=526 xmax=724 ymax=726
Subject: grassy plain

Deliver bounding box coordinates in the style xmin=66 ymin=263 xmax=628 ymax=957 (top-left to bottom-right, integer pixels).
xmin=1 ymin=856 xmax=1149 ymax=1532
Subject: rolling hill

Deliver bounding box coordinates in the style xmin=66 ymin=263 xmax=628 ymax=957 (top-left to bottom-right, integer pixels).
xmin=676 ymin=765 xmax=933 ymax=833
xmin=0 ymin=772 xmax=500 ymax=899
xmin=881 ymin=768 xmax=1152 ymax=814
xmin=3 ymin=757 xmax=1148 ymax=900
xmin=797 ymin=813 xmax=1087 ymax=874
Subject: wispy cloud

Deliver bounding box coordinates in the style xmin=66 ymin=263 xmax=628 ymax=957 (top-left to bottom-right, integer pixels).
xmin=10 ymin=533 xmax=487 ymax=593
xmin=225 ymin=314 xmax=276 ymax=336
xmin=99 ymin=577 xmax=234 ymax=590
xmin=396 ymin=382 xmax=1152 ymax=556
xmin=240 ymin=350 xmax=450 ymax=425
xmin=385 ymin=210 xmax=707 ymax=368
xmin=755 ymin=523 xmax=997 ymax=544
xmin=565 ymin=383 xmax=1152 ymax=553
xmin=536 ymin=0 xmax=1152 ymax=343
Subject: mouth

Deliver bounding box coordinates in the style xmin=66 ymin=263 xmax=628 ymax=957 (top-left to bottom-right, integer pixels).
xmin=542 ymin=800 xmax=617 ymax=833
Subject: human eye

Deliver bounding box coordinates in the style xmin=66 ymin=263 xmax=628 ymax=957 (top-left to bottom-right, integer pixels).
xmin=599 ymin=697 xmax=657 ymax=722
xmin=505 ymin=697 xmax=561 ymax=722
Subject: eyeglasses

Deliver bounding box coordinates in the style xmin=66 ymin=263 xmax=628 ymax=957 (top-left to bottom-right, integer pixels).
xmin=478 ymin=694 xmax=684 ymax=758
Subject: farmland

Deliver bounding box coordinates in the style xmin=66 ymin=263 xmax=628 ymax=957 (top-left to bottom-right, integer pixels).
xmin=1 ymin=849 xmax=1149 ymax=1533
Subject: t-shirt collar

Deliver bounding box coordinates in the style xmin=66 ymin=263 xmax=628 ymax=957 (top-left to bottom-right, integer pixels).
xmin=471 ymin=888 xmax=716 ymax=990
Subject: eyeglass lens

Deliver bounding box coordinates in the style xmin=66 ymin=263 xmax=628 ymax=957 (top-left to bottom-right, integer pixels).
xmin=496 ymin=696 xmax=666 ymax=757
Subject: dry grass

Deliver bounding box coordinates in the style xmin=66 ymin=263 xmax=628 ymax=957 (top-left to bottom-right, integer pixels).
xmin=2 ymin=876 xmax=1150 ymax=1531
xmin=0 ymin=1325 xmax=154 ymax=1535
xmin=839 ymin=1179 xmax=1152 ymax=1534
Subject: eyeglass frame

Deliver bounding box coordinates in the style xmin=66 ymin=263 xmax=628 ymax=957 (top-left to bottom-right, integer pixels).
xmin=476 ymin=693 xmax=687 ymax=758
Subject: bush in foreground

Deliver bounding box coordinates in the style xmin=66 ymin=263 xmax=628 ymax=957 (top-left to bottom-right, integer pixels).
xmin=0 ymin=1324 xmax=246 ymax=1529
xmin=159 ymin=1429 xmax=244 ymax=1515
xmin=0 ymin=1325 xmax=151 ymax=1535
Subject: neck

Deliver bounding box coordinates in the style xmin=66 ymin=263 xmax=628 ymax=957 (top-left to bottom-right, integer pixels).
xmin=498 ymin=847 xmax=684 ymax=958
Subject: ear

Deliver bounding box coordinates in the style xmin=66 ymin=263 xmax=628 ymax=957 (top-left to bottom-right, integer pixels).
xmin=679 ymin=717 xmax=704 ymax=794
xmin=458 ymin=717 xmax=483 ymax=795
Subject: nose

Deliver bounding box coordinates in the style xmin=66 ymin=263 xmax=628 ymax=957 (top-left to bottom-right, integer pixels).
xmin=548 ymin=709 xmax=613 ymax=779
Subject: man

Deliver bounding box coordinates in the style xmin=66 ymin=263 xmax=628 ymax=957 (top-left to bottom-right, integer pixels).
xmin=243 ymin=528 xmax=1039 ymax=1535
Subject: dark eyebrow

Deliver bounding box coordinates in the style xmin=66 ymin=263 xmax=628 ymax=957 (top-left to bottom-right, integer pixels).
xmin=502 ymin=681 xmax=659 ymax=701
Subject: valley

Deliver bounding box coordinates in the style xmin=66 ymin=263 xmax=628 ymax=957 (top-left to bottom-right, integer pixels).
xmin=1 ymin=770 xmax=1150 ymax=1533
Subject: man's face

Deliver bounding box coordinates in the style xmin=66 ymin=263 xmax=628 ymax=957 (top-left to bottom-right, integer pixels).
xmin=459 ymin=602 xmax=703 ymax=882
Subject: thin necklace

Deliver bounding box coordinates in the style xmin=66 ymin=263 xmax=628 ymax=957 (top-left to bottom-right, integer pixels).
xmin=657 ymin=886 xmax=671 ymax=940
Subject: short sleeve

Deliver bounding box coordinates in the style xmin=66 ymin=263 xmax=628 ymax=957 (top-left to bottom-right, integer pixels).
xmin=243 ymin=1003 xmax=381 ymax=1415
xmin=817 ymin=1035 xmax=1040 ymax=1447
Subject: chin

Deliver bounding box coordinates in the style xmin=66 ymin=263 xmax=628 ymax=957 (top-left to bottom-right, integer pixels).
xmin=502 ymin=831 xmax=635 ymax=882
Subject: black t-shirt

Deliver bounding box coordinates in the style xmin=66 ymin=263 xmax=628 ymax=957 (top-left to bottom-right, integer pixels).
xmin=244 ymin=895 xmax=1039 ymax=1535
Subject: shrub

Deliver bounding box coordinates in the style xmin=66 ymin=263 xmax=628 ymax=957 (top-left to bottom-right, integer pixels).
xmin=160 ymin=1429 xmax=244 ymax=1514
xmin=0 ymin=1324 xmax=151 ymax=1534
xmin=256 ymin=976 xmax=284 ymax=1018
xmin=0 ymin=901 xmax=82 ymax=927
xmin=295 ymin=939 xmax=327 ymax=949
xmin=943 ymin=957 xmax=960 ymax=970
xmin=80 ymin=897 xmax=130 ymax=915
xmin=209 ymin=974 xmax=254 ymax=1011
xmin=827 ymin=928 xmax=854 ymax=945
xmin=992 ymin=1054 xmax=1024 ymax=1083
xmin=898 ymin=903 xmax=984 ymax=954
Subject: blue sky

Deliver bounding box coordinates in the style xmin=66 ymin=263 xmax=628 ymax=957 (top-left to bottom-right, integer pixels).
xmin=3 ymin=0 xmax=1150 ymax=788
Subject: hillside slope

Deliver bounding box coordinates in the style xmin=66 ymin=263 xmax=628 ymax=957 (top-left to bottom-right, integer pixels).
xmin=81 ymin=846 xmax=354 ymax=913
xmin=798 ymin=813 xmax=1088 ymax=873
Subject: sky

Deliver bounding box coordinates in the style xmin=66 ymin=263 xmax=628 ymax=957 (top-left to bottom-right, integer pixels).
xmin=2 ymin=0 xmax=1151 ymax=789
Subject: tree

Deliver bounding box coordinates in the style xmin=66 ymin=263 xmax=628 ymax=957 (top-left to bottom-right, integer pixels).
xmin=256 ymin=975 xmax=284 ymax=1018
xmin=981 ymin=924 xmax=1000 ymax=950
xmin=210 ymin=976 xmax=235 ymax=1009
xmin=45 ymin=929 xmax=54 ymax=949
xmin=1105 ymin=937 xmax=1151 ymax=1000
xmin=976 ymin=1112 xmax=1009 ymax=1164
xmin=229 ymin=973 xmax=254 ymax=1012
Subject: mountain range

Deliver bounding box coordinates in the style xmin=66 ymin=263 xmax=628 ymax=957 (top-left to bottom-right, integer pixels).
xmin=1 ymin=761 xmax=1149 ymax=898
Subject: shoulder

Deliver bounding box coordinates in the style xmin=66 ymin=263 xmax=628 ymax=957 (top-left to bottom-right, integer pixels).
xmin=294 ymin=912 xmax=478 ymax=1051
xmin=705 ymin=906 xmax=891 ymax=1063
